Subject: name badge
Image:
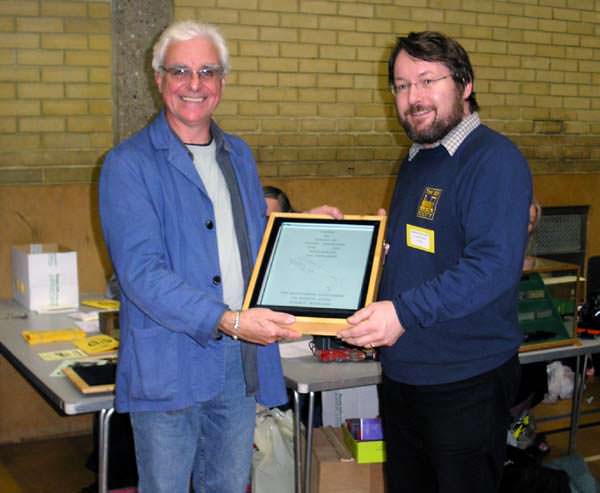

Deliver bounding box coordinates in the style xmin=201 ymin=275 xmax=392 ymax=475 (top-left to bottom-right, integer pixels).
xmin=406 ymin=224 xmax=435 ymax=254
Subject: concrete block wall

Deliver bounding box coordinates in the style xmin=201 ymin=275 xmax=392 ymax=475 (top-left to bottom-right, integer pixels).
xmin=0 ymin=1 xmax=599 ymax=185
xmin=0 ymin=0 xmax=112 ymax=185
xmin=173 ymin=0 xmax=600 ymax=178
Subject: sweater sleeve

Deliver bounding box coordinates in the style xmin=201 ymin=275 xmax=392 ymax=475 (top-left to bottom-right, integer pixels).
xmin=393 ymin=138 xmax=532 ymax=330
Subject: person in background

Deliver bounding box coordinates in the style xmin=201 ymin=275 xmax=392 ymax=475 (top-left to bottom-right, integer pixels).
xmin=528 ymin=200 xmax=542 ymax=236
xmin=99 ymin=20 xmax=340 ymax=493
xmin=339 ymin=31 xmax=532 ymax=493
xmin=523 ymin=199 xmax=542 ymax=271
xmin=263 ymin=185 xmax=295 ymax=215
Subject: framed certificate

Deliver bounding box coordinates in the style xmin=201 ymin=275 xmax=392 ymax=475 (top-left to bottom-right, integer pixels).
xmin=243 ymin=213 xmax=387 ymax=335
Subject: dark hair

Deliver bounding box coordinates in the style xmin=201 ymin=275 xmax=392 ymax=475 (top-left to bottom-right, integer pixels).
xmin=263 ymin=185 xmax=294 ymax=213
xmin=388 ymin=31 xmax=479 ymax=113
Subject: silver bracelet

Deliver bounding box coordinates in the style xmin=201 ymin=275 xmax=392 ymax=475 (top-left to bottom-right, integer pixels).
xmin=232 ymin=310 xmax=241 ymax=340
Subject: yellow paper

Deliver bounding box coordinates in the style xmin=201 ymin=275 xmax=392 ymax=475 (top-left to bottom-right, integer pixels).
xmin=81 ymin=299 xmax=120 ymax=310
xmin=22 ymin=327 xmax=87 ymax=345
xmin=74 ymin=334 xmax=119 ymax=355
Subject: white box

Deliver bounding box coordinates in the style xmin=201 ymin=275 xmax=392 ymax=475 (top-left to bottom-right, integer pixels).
xmin=321 ymin=385 xmax=380 ymax=427
xmin=11 ymin=243 xmax=79 ymax=311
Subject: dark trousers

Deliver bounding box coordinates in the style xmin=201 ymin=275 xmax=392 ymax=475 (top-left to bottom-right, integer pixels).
xmin=380 ymin=355 xmax=520 ymax=493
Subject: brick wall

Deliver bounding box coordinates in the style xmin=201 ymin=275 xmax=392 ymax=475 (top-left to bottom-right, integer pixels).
xmin=0 ymin=0 xmax=112 ymax=185
xmin=1 ymin=1 xmax=599 ymax=185
xmin=174 ymin=0 xmax=600 ymax=178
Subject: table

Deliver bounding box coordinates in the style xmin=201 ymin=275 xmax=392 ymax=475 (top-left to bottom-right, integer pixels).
xmin=283 ymin=356 xmax=381 ymax=493
xmin=283 ymin=339 xmax=600 ymax=493
xmin=0 ymin=299 xmax=115 ymax=493
xmin=520 ymin=338 xmax=600 ymax=452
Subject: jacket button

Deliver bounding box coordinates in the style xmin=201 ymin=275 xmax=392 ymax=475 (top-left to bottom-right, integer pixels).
xmin=212 ymin=275 xmax=221 ymax=285
xmin=205 ymin=220 xmax=214 ymax=230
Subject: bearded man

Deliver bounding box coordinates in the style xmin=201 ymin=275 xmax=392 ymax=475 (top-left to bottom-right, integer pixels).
xmin=339 ymin=31 xmax=532 ymax=493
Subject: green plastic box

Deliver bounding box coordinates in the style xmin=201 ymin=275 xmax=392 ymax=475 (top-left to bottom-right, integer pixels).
xmin=341 ymin=425 xmax=386 ymax=464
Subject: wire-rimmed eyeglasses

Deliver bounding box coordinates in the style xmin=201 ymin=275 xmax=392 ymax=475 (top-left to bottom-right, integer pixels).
xmin=159 ymin=64 xmax=225 ymax=83
xmin=390 ymin=74 xmax=453 ymax=96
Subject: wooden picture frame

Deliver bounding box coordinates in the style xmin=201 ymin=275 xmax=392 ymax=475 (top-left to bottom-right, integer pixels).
xmin=243 ymin=212 xmax=387 ymax=335
xmin=63 ymin=358 xmax=116 ymax=394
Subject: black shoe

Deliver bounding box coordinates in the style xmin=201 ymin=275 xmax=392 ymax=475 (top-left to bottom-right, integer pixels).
xmin=81 ymin=482 xmax=97 ymax=493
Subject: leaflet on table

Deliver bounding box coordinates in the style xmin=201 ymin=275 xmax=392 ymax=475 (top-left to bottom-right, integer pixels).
xmin=74 ymin=319 xmax=100 ymax=334
xmin=51 ymin=360 xmax=75 ymax=377
xmin=69 ymin=311 xmax=100 ymax=322
xmin=38 ymin=348 xmax=87 ymax=361
xmin=73 ymin=334 xmax=119 ymax=354
xmin=81 ymin=299 xmax=120 ymax=311
xmin=278 ymin=337 xmax=313 ymax=358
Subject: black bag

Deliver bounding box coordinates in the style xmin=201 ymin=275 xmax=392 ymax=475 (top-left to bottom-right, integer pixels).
xmin=500 ymin=446 xmax=570 ymax=493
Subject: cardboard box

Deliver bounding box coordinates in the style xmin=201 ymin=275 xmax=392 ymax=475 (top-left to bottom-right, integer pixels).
xmin=321 ymin=385 xmax=380 ymax=427
xmin=11 ymin=244 xmax=79 ymax=311
xmin=310 ymin=427 xmax=384 ymax=493
xmin=341 ymin=425 xmax=386 ymax=464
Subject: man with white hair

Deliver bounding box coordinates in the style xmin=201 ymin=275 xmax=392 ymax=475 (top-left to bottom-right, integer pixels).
xmin=100 ymin=20 xmax=339 ymax=493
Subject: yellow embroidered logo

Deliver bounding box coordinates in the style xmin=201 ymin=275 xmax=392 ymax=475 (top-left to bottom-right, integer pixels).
xmin=416 ymin=187 xmax=442 ymax=220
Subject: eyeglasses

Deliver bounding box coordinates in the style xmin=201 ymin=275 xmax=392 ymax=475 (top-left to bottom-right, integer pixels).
xmin=159 ymin=64 xmax=225 ymax=83
xmin=391 ymin=74 xmax=453 ymax=96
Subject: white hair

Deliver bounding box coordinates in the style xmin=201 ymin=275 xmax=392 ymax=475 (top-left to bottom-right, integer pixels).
xmin=152 ymin=20 xmax=230 ymax=74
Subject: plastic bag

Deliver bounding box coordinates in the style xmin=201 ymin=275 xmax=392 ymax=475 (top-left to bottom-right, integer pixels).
xmin=252 ymin=407 xmax=295 ymax=493
xmin=544 ymin=361 xmax=574 ymax=402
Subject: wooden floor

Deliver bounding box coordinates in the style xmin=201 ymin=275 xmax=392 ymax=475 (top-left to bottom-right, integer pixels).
xmin=0 ymin=433 xmax=95 ymax=493
xmin=2 ymin=380 xmax=600 ymax=492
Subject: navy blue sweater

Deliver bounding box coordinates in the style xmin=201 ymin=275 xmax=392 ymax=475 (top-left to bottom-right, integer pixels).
xmin=379 ymin=123 xmax=532 ymax=385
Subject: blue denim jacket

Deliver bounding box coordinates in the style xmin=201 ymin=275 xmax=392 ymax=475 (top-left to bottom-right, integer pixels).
xmin=99 ymin=111 xmax=287 ymax=412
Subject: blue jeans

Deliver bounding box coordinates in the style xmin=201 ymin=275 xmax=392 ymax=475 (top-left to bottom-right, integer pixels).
xmin=130 ymin=340 xmax=256 ymax=493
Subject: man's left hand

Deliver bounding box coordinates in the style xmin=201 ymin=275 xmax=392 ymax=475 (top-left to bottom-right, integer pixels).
xmin=306 ymin=204 xmax=343 ymax=219
xmin=337 ymin=300 xmax=405 ymax=348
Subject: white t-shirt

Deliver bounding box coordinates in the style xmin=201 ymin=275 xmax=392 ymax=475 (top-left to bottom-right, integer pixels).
xmin=187 ymin=141 xmax=244 ymax=310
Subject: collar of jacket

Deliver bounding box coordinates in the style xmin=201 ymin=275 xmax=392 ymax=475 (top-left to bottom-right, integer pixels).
xmin=148 ymin=110 xmax=235 ymax=156
xmin=147 ymin=111 xmax=238 ymax=191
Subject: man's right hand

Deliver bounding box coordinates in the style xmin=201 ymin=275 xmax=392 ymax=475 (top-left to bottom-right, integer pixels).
xmin=219 ymin=308 xmax=300 ymax=345
xmin=337 ymin=300 xmax=404 ymax=349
